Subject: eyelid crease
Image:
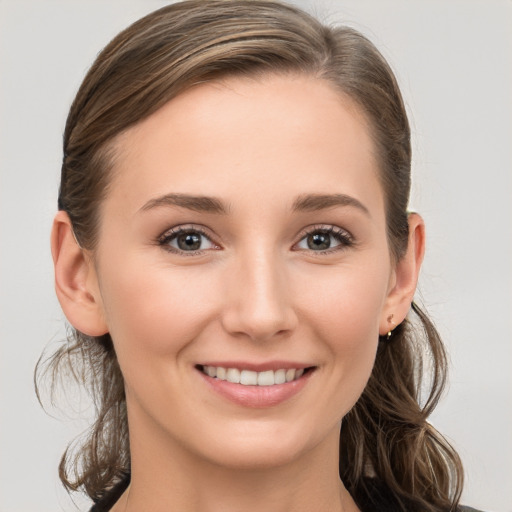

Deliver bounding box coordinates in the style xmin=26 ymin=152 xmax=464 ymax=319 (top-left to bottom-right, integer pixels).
xmin=157 ymin=222 xmax=218 ymax=240
xmin=294 ymin=223 xmax=354 ymax=242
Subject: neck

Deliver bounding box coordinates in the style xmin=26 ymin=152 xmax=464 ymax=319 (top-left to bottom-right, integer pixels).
xmin=117 ymin=413 xmax=359 ymax=512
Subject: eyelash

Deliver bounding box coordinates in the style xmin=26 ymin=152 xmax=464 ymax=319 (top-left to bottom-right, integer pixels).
xmin=294 ymin=224 xmax=355 ymax=255
xmin=157 ymin=224 xmax=355 ymax=256
xmin=158 ymin=225 xmax=218 ymax=256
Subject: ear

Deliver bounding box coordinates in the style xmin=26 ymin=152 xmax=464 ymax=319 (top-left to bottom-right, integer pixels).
xmin=379 ymin=213 xmax=425 ymax=336
xmin=51 ymin=211 xmax=108 ymax=336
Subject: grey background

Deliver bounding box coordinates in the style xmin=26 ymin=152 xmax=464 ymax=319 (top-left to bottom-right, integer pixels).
xmin=1 ymin=1 xmax=511 ymax=511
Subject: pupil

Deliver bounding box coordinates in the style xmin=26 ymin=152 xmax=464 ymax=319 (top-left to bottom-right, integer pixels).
xmin=178 ymin=232 xmax=201 ymax=250
xmin=308 ymin=232 xmax=330 ymax=250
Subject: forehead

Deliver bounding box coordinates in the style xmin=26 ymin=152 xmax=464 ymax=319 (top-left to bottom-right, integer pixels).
xmin=107 ymin=74 xmax=383 ymax=217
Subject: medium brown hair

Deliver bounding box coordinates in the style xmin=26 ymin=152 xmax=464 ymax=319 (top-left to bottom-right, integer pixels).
xmin=37 ymin=1 xmax=463 ymax=509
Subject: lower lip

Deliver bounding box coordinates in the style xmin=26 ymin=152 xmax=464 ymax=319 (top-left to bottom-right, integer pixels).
xmin=197 ymin=368 xmax=314 ymax=408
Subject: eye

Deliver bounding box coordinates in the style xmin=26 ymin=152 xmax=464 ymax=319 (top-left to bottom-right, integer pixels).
xmin=295 ymin=226 xmax=353 ymax=253
xmin=159 ymin=226 xmax=217 ymax=254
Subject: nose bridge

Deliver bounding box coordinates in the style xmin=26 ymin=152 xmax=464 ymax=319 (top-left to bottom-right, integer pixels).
xmin=221 ymin=244 xmax=296 ymax=341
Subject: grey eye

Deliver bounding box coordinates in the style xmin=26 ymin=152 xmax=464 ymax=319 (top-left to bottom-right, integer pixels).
xmin=297 ymin=230 xmax=342 ymax=251
xmin=307 ymin=232 xmax=332 ymax=250
xmin=165 ymin=230 xmax=215 ymax=252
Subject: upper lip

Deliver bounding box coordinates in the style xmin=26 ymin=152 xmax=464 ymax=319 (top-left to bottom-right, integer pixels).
xmin=196 ymin=361 xmax=314 ymax=372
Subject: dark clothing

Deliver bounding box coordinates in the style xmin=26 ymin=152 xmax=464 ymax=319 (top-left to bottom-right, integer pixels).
xmin=89 ymin=473 xmax=483 ymax=512
xmin=89 ymin=474 xmax=129 ymax=512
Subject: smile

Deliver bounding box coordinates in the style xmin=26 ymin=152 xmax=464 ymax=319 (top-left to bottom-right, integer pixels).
xmin=200 ymin=365 xmax=307 ymax=386
xmin=196 ymin=363 xmax=316 ymax=407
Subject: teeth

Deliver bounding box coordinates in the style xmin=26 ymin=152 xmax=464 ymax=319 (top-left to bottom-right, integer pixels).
xmin=257 ymin=370 xmax=274 ymax=386
xmin=285 ymin=369 xmax=296 ymax=382
xmin=240 ymin=370 xmax=257 ymax=385
xmin=226 ymin=368 xmax=240 ymax=384
xmin=274 ymin=369 xmax=286 ymax=384
xmin=201 ymin=366 xmax=308 ymax=386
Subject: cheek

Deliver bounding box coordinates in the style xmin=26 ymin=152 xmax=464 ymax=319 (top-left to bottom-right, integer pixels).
xmin=299 ymin=258 xmax=390 ymax=342
xmin=96 ymin=255 xmax=220 ymax=361
xmin=295 ymin=261 xmax=389 ymax=407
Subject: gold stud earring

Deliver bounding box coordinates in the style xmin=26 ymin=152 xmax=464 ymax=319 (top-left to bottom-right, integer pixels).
xmin=386 ymin=314 xmax=395 ymax=340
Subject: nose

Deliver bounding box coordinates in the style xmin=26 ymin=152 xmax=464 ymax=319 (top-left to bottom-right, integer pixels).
xmin=220 ymin=248 xmax=298 ymax=342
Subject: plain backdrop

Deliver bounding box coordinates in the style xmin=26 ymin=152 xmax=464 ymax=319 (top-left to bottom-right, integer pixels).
xmin=1 ymin=1 xmax=511 ymax=511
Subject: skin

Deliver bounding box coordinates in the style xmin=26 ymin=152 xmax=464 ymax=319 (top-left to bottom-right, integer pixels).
xmin=52 ymin=74 xmax=424 ymax=512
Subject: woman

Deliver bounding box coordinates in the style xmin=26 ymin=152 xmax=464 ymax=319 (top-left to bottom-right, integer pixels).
xmin=40 ymin=1 xmax=480 ymax=510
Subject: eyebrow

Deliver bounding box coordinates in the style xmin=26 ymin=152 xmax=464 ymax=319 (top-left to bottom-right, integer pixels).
xmin=140 ymin=193 xmax=229 ymax=214
xmin=292 ymin=193 xmax=370 ymax=216
xmin=139 ymin=192 xmax=369 ymax=216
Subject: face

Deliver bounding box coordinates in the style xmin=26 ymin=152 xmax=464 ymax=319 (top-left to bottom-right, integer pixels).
xmin=90 ymin=74 xmax=397 ymax=469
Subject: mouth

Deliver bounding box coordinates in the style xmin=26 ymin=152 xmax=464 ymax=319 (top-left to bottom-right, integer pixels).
xmin=195 ymin=363 xmax=316 ymax=408
xmin=196 ymin=364 xmax=315 ymax=386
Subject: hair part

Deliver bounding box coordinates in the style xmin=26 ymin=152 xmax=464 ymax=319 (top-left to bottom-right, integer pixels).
xmin=38 ymin=1 xmax=463 ymax=509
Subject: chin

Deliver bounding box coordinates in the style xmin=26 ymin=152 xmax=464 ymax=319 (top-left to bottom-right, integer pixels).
xmin=203 ymin=442 xmax=307 ymax=471
xmin=187 ymin=420 xmax=334 ymax=471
